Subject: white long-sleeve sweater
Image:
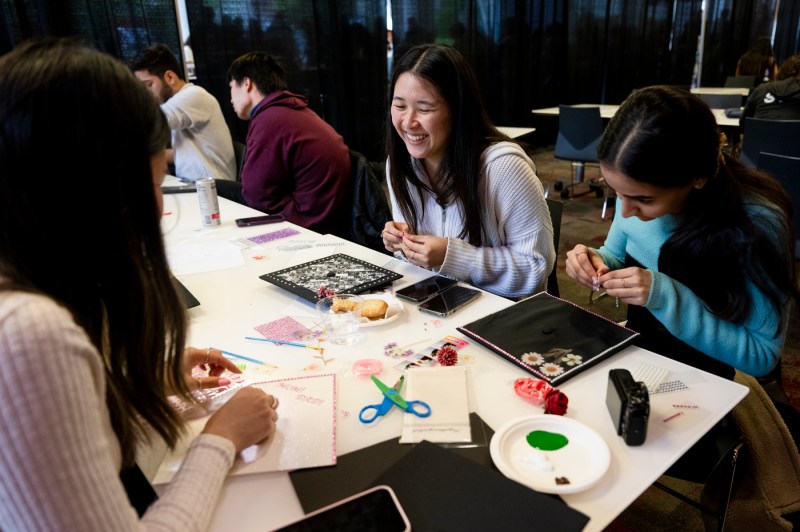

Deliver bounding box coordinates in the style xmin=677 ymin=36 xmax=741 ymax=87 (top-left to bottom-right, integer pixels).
xmin=0 ymin=289 xmax=235 ymax=531
xmin=388 ymin=141 xmax=555 ymax=299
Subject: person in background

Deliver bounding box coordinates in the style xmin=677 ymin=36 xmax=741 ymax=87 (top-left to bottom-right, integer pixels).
xmin=565 ymin=85 xmax=798 ymax=380
xmin=735 ymin=36 xmax=778 ymax=84
xmin=226 ymin=52 xmax=352 ymax=234
xmin=0 ymin=38 xmax=279 ymax=530
xmin=131 ymin=43 xmax=236 ymax=182
xmin=742 ymin=53 xmax=800 ymax=121
xmin=381 ymin=44 xmax=554 ymax=299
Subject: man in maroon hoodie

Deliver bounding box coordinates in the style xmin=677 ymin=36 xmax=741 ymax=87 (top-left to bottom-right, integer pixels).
xmin=226 ymin=52 xmax=352 ymax=234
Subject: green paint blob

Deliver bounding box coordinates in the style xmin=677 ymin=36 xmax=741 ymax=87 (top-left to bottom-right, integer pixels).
xmin=526 ymin=430 xmax=569 ymax=451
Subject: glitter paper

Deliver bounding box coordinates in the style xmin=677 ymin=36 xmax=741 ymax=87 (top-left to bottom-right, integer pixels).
xmin=247 ymin=227 xmax=300 ymax=244
xmin=255 ymin=316 xmax=315 ymax=343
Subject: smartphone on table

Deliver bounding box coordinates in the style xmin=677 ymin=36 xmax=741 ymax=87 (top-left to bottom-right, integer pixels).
xmin=396 ymin=275 xmax=458 ymax=303
xmin=417 ymin=285 xmax=481 ymax=317
xmin=273 ymin=485 xmax=411 ymax=531
xmin=235 ymin=214 xmax=284 ymax=227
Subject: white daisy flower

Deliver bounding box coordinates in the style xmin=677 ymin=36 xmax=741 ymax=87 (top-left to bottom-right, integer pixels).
xmin=540 ymin=363 xmax=564 ymax=376
xmin=521 ymin=352 xmax=544 ymax=366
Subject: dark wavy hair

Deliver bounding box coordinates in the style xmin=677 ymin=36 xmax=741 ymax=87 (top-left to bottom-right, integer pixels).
xmin=385 ymin=44 xmax=510 ymax=246
xmin=598 ymin=85 xmax=798 ymax=331
xmin=0 ymin=38 xmax=189 ymax=466
xmin=130 ymin=43 xmax=185 ymax=81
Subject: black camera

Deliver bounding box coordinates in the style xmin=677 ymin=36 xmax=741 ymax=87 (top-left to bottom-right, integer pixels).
xmin=606 ymin=369 xmax=649 ymax=446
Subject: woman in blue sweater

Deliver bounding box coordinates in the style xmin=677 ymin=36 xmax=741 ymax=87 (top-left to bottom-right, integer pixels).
xmin=566 ymin=85 xmax=798 ymax=380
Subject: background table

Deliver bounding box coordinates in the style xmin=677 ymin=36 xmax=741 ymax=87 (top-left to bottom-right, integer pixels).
xmin=153 ymin=190 xmax=748 ymax=531
xmin=532 ymin=103 xmax=740 ymax=128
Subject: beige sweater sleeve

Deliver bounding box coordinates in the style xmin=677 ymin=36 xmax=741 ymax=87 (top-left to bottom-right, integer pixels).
xmin=0 ymin=290 xmax=235 ymax=531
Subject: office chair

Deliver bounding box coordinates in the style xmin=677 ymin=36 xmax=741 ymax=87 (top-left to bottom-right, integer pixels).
xmin=233 ymin=140 xmax=246 ymax=182
xmin=545 ymin=198 xmax=563 ymax=297
xmin=696 ymin=93 xmax=744 ymax=110
xmin=724 ymin=75 xmax=756 ymax=89
xmin=551 ymin=105 xmax=614 ymax=221
xmin=740 ymin=118 xmax=800 ymax=168
xmin=758 ymin=152 xmax=800 ymax=260
xmin=655 ymin=422 xmax=746 ymax=532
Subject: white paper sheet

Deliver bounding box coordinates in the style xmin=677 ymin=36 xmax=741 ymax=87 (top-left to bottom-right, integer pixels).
xmin=153 ymin=373 xmax=337 ymax=484
xmin=399 ymin=366 xmax=471 ymax=443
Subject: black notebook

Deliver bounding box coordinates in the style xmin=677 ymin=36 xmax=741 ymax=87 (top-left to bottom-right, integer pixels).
xmin=457 ymin=291 xmax=639 ymax=386
xmin=259 ymin=253 xmax=402 ymax=303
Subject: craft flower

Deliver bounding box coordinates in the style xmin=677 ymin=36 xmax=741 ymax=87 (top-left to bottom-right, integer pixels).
xmin=521 ymin=352 xmax=544 ymax=366
xmin=540 ymin=363 xmax=564 ymax=377
xmin=436 ymin=345 xmax=458 ymax=366
xmin=316 ymin=285 xmax=335 ymax=298
xmin=384 ymin=342 xmax=414 ymax=358
xmin=513 ymin=377 xmax=552 ymax=404
xmin=513 ymin=377 xmax=568 ymax=415
xmin=544 ymin=389 xmax=569 ymax=415
xmin=561 ymin=353 xmax=583 ymax=366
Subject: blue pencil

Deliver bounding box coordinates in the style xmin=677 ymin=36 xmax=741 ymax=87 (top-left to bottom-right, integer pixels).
xmin=214 ymin=347 xmax=278 ymax=368
xmin=244 ymin=336 xmax=323 ymax=351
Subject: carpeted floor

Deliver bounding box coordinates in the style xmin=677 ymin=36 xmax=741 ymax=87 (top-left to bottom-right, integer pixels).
xmin=529 ymin=145 xmax=800 ymax=530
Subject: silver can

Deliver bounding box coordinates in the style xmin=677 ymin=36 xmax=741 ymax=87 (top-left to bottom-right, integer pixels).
xmin=196 ymin=178 xmax=221 ymax=227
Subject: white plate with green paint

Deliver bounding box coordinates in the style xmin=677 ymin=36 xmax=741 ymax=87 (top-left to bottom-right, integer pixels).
xmin=490 ymin=414 xmax=610 ymax=494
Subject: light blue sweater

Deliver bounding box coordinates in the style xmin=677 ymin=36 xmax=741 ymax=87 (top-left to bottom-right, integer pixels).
xmin=595 ymin=199 xmax=787 ymax=376
xmin=387 ymin=142 xmax=555 ymax=299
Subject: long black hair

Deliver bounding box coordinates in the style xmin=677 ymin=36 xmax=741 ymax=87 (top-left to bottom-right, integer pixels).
xmin=0 ymin=38 xmax=188 ymax=466
xmin=385 ymin=44 xmax=509 ymax=246
xmin=598 ymin=85 xmax=798 ymax=331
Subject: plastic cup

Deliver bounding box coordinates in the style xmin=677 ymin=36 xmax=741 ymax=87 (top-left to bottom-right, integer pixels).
xmin=316 ymin=294 xmax=364 ymax=345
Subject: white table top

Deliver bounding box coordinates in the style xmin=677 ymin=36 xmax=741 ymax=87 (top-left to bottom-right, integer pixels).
xmin=532 ymin=103 xmax=741 ymax=128
xmin=497 ymin=126 xmax=536 ymax=139
xmin=691 ymin=86 xmax=750 ymax=96
xmin=154 ymin=190 xmax=748 ymax=532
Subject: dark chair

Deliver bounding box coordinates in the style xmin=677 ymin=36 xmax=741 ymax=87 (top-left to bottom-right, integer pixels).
xmin=233 ymin=141 xmax=246 ymax=182
xmin=724 ymin=75 xmax=756 ymax=89
xmin=655 ymin=423 xmax=746 ymax=532
xmin=551 ymin=105 xmax=613 ymax=220
xmin=545 ymin=198 xmax=563 ymax=297
xmin=344 ymin=149 xmax=391 ymax=254
xmin=740 ymin=118 xmax=800 ymax=168
xmin=696 ymin=93 xmax=744 ymax=110
xmin=552 ymin=105 xmax=605 ymax=200
xmin=758 ymin=152 xmax=800 ymax=260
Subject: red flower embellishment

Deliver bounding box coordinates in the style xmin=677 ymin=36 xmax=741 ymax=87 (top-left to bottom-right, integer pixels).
xmin=436 ymin=346 xmax=459 ymax=366
xmin=317 ymin=285 xmax=336 ymax=298
xmin=544 ymin=389 xmax=569 ymax=416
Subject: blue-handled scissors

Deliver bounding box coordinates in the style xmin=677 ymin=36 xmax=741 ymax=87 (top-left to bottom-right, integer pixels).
xmin=358 ymin=375 xmax=431 ymax=423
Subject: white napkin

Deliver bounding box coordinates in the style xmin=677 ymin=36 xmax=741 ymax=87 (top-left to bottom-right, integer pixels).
xmin=399 ymin=366 xmax=471 ymax=443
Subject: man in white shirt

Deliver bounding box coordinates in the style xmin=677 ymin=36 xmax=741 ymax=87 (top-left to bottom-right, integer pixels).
xmin=131 ymin=44 xmax=236 ymax=181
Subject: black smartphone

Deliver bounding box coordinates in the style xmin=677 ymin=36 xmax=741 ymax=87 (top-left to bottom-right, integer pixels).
xmin=274 ymin=485 xmax=410 ymax=531
xmin=396 ymin=275 xmax=458 ymax=303
xmin=235 ymin=214 xmax=284 ymax=227
xmin=418 ymin=285 xmax=481 ymax=317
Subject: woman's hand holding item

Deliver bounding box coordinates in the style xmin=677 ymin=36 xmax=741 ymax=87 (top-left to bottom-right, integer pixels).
xmin=402 ymin=233 xmax=447 ymax=269
xmin=184 ymin=347 xmax=241 ymax=389
xmin=598 ymin=267 xmax=652 ymax=306
xmin=382 ymin=221 xmax=409 ymax=253
xmin=201 ymin=387 xmax=280 ymax=453
xmin=565 ymin=245 xmax=609 ymax=289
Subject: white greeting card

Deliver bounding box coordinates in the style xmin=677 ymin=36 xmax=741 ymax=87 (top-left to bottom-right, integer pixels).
xmin=153 ymin=373 xmax=337 ymax=484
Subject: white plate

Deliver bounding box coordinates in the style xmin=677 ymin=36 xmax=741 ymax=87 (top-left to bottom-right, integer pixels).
xmin=358 ymin=293 xmax=404 ymax=327
xmin=490 ymin=414 xmax=610 ymax=494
